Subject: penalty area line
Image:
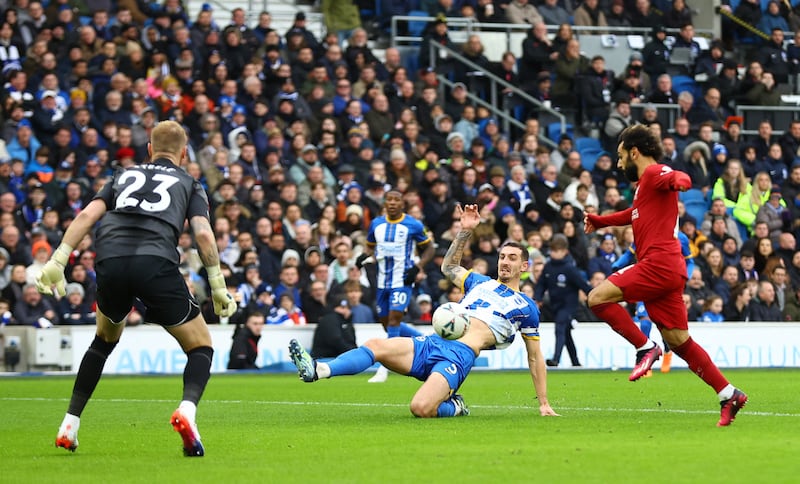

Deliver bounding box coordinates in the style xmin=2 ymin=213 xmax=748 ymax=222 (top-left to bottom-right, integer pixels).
xmin=2 ymin=397 xmax=798 ymax=418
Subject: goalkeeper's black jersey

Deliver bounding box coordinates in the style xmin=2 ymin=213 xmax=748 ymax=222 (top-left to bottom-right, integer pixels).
xmin=93 ymin=158 xmax=209 ymax=265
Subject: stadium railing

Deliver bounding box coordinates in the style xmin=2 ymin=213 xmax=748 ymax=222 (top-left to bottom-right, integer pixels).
xmin=735 ymin=105 xmax=800 ymax=137
xmin=427 ymin=43 xmax=565 ymax=149
xmin=630 ymin=103 xmax=683 ymax=133
xmin=389 ymin=16 xmax=713 ymax=73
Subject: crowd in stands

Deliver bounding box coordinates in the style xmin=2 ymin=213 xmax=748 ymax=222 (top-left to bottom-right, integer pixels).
xmin=0 ymin=0 xmax=799 ymax=332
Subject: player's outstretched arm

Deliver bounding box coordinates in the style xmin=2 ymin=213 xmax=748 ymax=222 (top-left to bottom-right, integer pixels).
xmin=191 ymin=215 xmax=236 ymax=317
xmin=584 ymin=207 xmax=634 ymax=234
xmin=36 ymin=199 xmax=107 ymax=296
xmin=441 ymin=204 xmax=478 ymax=285
xmin=524 ymin=336 xmax=560 ymax=417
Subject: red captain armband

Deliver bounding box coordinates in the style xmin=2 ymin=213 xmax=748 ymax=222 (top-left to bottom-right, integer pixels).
xmin=670 ymin=171 xmax=692 ymax=192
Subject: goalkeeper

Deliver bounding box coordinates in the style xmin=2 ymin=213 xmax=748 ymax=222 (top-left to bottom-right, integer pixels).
xmin=36 ymin=121 xmax=235 ymax=457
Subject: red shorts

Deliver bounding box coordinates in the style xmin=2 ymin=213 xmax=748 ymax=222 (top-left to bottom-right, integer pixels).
xmin=608 ymin=261 xmax=688 ymax=330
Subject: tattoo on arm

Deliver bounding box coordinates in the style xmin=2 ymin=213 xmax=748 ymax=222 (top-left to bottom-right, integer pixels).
xmin=190 ymin=216 xmax=221 ymax=268
xmin=441 ymin=230 xmax=472 ymax=282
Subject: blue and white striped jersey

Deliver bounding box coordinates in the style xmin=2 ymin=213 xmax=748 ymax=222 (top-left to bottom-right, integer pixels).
xmin=366 ymin=214 xmax=431 ymax=289
xmin=460 ymin=272 xmax=540 ymax=350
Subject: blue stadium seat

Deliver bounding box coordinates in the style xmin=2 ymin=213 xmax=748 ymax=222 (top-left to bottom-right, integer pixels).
xmin=513 ymin=104 xmax=526 ymax=122
xmin=680 ymin=189 xmax=708 ymax=224
xmin=360 ymin=5 xmax=376 ymax=18
xmin=397 ymin=46 xmax=420 ymax=80
xmin=679 ymin=188 xmax=706 ymax=205
xmin=575 ymin=137 xmax=602 ymax=153
xmin=735 ymin=219 xmax=750 ymax=241
xmin=579 ymin=149 xmax=603 ymax=171
xmin=672 ymin=75 xmax=699 ymax=99
xmin=547 ymin=122 xmax=574 ymax=142
xmin=407 ymin=10 xmax=429 ymax=38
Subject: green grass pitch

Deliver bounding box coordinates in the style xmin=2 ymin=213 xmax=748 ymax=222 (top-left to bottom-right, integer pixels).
xmin=1 ymin=369 xmax=797 ymax=483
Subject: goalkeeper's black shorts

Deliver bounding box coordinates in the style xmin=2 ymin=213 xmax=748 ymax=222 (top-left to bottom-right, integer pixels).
xmin=96 ymin=255 xmax=200 ymax=326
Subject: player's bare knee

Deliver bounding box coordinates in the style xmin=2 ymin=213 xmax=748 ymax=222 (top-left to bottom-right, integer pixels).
xmin=587 ymin=290 xmax=604 ymax=308
xmin=95 ymin=324 xmax=123 ymax=343
xmin=587 ymin=281 xmax=621 ymax=307
xmin=409 ymin=399 xmax=436 ymax=418
xmin=363 ymin=338 xmax=387 ymax=354
xmin=661 ymin=329 xmax=689 ymax=349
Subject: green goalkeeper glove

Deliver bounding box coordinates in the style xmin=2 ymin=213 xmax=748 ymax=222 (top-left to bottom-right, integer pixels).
xmin=35 ymin=243 xmax=72 ymax=297
xmin=207 ymin=265 xmax=236 ymax=318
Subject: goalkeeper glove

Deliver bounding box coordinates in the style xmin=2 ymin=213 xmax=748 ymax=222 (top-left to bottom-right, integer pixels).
xmin=403 ymin=265 xmax=421 ymax=286
xmin=207 ymin=265 xmax=236 ymax=318
xmin=35 ymin=243 xmax=72 ymax=297
xmin=355 ymin=253 xmax=370 ymax=269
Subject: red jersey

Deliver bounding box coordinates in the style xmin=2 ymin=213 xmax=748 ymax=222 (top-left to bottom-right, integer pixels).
xmin=591 ymin=164 xmax=691 ymax=270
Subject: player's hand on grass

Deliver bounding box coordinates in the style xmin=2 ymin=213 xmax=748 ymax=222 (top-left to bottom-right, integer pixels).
xmin=539 ymin=403 xmax=560 ymax=417
xmin=456 ymin=203 xmax=481 ymax=231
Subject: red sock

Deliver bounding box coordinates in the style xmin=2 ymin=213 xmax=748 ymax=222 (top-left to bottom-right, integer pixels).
xmin=673 ymin=337 xmax=729 ymax=393
xmin=592 ymin=302 xmax=648 ymax=348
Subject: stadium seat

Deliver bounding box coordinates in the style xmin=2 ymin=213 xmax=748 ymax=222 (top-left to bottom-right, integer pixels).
xmin=547 ymin=122 xmax=574 ymax=142
xmin=669 ymin=48 xmax=693 ymax=67
xmin=672 ymin=75 xmax=699 ymax=98
xmin=359 ymin=0 xmax=377 ymax=18
xmin=735 ymin=219 xmax=750 ymax=241
xmin=575 ymin=137 xmax=602 ymax=153
xmin=579 ymin=149 xmax=603 ymax=171
xmin=397 ymin=46 xmax=420 ymax=80
xmin=407 ymin=10 xmax=429 ymax=38
xmin=680 ymin=189 xmax=708 ymax=224
xmin=513 ymin=104 xmax=526 ymax=122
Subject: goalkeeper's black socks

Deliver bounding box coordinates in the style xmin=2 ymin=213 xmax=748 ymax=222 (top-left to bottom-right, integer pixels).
xmin=182 ymin=346 xmax=214 ymax=404
xmin=68 ymin=336 xmax=117 ymax=417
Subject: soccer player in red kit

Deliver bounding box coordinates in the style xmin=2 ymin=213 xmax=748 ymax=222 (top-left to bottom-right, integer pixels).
xmin=584 ymin=125 xmax=747 ymax=427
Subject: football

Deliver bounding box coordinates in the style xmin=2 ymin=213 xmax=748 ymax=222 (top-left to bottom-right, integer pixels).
xmin=432 ymin=302 xmax=470 ymax=340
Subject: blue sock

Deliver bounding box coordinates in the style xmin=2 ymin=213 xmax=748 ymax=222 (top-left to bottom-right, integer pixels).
xmin=436 ymin=398 xmax=456 ymax=417
xmin=327 ymin=347 xmax=376 ymax=377
xmin=387 ymin=325 xmax=401 ymax=338
xmin=398 ymin=323 xmax=423 ymax=337
xmin=639 ymin=319 xmax=652 ymax=338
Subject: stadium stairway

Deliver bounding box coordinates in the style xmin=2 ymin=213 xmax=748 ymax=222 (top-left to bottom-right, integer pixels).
xmin=185 ymin=0 xmax=386 ymax=61
xmin=186 ymin=0 xmax=316 ymax=39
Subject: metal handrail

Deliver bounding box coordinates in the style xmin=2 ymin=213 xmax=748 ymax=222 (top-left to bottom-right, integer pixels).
xmin=390 ymin=15 xmax=714 ymax=49
xmin=428 ymin=42 xmax=565 ymax=147
xmin=197 ymin=0 xmax=325 ymax=37
xmin=436 ymin=77 xmax=541 ymax=149
xmin=629 ymin=103 xmax=682 ymax=133
xmin=734 ymin=105 xmax=800 ymax=136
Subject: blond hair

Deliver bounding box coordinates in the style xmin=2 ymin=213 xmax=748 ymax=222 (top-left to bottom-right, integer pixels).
xmin=150 ymin=120 xmax=187 ymax=159
xmin=750 ymin=171 xmax=771 ymax=207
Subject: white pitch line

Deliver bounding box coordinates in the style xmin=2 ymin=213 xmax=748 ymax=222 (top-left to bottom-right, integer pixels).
xmin=2 ymin=397 xmax=798 ymax=418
